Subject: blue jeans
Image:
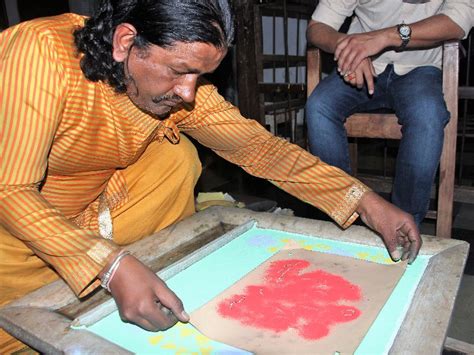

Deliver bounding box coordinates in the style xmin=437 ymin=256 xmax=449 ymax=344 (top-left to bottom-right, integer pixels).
xmin=306 ymin=65 xmax=450 ymax=225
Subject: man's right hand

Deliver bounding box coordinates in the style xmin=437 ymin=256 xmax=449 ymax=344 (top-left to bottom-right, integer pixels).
xmin=107 ymin=255 xmax=190 ymax=331
xmin=342 ymin=57 xmax=377 ymax=95
xmin=356 ymin=191 xmax=422 ymax=264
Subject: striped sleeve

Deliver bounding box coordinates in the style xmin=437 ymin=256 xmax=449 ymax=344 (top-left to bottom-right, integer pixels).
xmin=176 ymin=83 xmax=369 ymax=228
xmin=0 ymin=24 xmax=117 ymax=297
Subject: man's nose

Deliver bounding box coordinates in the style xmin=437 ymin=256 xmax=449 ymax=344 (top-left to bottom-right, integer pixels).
xmin=173 ymin=74 xmax=198 ymax=103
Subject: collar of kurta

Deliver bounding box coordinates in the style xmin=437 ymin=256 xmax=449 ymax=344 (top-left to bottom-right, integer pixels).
xmin=155 ymin=118 xmax=180 ymax=144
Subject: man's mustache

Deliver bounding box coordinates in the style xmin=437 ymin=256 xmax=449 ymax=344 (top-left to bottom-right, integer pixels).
xmin=152 ymin=95 xmax=183 ymax=105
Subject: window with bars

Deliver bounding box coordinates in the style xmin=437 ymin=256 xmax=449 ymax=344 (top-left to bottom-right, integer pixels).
xmin=234 ymin=0 xmax=315 ymax=147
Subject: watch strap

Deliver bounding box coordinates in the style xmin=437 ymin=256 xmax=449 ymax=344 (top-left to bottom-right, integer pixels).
xmin=396 ymin=24 xmax=411 ymax=52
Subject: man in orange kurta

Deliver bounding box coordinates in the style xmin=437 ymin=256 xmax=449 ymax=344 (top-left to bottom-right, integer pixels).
xmin=0 ymin=1 xmax=421 ymax=332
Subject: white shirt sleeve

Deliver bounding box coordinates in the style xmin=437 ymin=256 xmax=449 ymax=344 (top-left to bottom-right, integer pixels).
xmin=440 ymin=0 xmax=474 ymax=38
xmin=311 ymin=0 xmax=358 ymax=30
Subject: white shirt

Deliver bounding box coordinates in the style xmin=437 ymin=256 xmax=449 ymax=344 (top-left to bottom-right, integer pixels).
xmin=312 ymin=0 xmax=474 ymax=75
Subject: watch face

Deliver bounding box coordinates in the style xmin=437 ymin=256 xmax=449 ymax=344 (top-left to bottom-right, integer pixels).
xmin=399 ymin=24 xmax=411 ymax=37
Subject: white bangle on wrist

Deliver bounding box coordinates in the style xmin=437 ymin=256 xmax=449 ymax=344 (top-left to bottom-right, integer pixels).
xmin=100 ymin=250 xmax=131 ymax=292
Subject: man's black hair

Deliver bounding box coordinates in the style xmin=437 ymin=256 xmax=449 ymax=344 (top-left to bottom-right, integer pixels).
xmin=74 ymin=0 xmax=234 ymax=93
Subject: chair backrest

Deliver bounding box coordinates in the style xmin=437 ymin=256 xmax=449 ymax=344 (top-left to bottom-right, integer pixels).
xmin=437 ymin=41 xmax=459 ymax=238
xmin=306 ymin=42 xmax=460 ymax=238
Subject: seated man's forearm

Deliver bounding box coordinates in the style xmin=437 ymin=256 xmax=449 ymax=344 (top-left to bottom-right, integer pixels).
xmin=306 ymin=21 xmax=346 ymax=54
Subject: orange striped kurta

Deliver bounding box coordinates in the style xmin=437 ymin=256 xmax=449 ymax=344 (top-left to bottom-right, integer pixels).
xmin=0 ymin=14 xmax=368 ymax=298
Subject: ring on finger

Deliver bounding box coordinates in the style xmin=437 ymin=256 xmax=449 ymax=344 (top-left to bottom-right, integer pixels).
xmin=343 ymin=72 xmax=355 ymax=80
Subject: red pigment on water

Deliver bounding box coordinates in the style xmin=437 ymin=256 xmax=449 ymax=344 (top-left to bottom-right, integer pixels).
xmin=217 ymin=259 xmax=361 ymax=340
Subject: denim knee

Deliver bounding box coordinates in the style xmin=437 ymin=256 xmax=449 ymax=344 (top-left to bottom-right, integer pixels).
xmin=393 ymin=67 xmax=449 ymax=132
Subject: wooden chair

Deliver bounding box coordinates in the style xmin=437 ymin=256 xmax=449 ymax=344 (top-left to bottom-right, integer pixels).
xmin=306 ymin=42 xmax=460 ymax=238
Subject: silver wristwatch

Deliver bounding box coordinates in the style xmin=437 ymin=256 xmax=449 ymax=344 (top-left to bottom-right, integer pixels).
xmin=396 ymin=23 xmax=411 ymax=52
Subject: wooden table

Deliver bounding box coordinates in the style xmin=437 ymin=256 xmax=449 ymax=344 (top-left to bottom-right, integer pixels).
xmin=0 ymin=207 xmax=469 ymax=354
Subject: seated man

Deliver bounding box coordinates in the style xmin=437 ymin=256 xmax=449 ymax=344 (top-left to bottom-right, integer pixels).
xmin=306 ymin=0 xmax=473 ymax=225
xmin=1 ymin=0 xmax=420 ymax=332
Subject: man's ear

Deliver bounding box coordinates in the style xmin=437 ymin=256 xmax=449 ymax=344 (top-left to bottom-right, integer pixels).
xmin=112 ymin=23 xmax=138 ymax=62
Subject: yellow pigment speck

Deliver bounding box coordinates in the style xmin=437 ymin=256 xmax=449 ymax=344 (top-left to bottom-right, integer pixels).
xmin=148 ymin=334 xmax=164 ymax=346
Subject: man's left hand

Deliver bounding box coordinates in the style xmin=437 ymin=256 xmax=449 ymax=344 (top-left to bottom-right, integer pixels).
xmin=335 ymin=31 xmax=389 ymax=76
xmin=356 ymin=191 xmax=422 ymax=264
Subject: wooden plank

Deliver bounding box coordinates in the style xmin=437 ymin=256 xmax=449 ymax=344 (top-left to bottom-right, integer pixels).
xmin=58 ymin=223 xmax=236 ymax=320
xmin=262 ymin=54 xmax=306 ymax=65
xmin=345 ymin=113 xmax=402 ymax=139
xmin=264 ymin=98 xmax=305 ymax=112
xmin=437 ymin=41 xmax=459 ymax=239
xmin=389 ymin=243 xmax=469 ymax=354
xmin=444 ymin=336 xmax=474 ymax=354
xmin=0 ymin=207 xmax=468 ymax=354
xmin=0 ymin=210 xmax=228 ymax=353
xmin=258 ymin=82 xmax=306 ymax=94
xmin=0 ymin=306 xmax=131 ymax=354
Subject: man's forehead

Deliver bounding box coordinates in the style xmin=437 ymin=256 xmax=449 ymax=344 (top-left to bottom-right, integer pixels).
xmin=148 ymin=41 xmax=226 ymax=71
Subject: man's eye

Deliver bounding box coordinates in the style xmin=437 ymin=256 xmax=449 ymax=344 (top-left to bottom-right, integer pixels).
xmin=170 ymin=68 xmax=184 ymax=77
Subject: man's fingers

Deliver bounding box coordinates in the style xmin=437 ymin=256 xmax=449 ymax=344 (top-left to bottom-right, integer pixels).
xmin=396 ymin=234 xmax=406 ymax=247
xmin=343 ymin=71 xmax=356 ymax=85
xmin=157 ymin=286 xmax=190 ymax=323
xmin=398 ymin=222 xmax=422 ymax=264
xmin=384 ymin=233 xmax=402 ymax=261
xmin=356 ymin=191 xmax=421 ymax=264
xmin=363 ymin=67 xmax=375 ymax=95
xmin=356 ymin=69 xmax=366 ymax=89
xmin=349 ymin=52 xmax=366 ymax=74
xmin=142 ymin=302 xmax=178 ymax=331
xmin=119 ymin=303 xmax=174 ymax=332
xmin=336 ymin=40 xmax=354 ymax=73
xmin=119 ymin=297 xmax=179 ymax=331
xmin=370 ymin=62 xmax=377 ymax=77
xmin=341 ymin=59 xmax=375 ymax=93
xmin=133 ymin=318 xmax=161 ymax=332
xmin=390 ymin=247 xmax=402 ymax=262
xmin=401 ymin=249 xmax=410 ymax=261
xmin=110 ymin=256 xmax=190 ymax=331
xmin=408 ymin=232 xmax=422 ymax=264
xmin=155 ymin=301 xmax=179 ymax=327
xmin=334 ymin=37 xmax=349 ymax=60
xmin=339 ymin=48 xmax=358 ymax=76
xmin=399 ymin=238 xmax=411 ymax=261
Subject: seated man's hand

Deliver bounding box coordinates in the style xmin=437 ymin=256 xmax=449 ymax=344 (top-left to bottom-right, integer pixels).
xmin=341 ymin=57 xmax=377 ymax=95
xmin=108 ymin=255 xmax=190 ymax=331
xmin=356 ymin=191 xmax=422 ymax=264
xmin=335 ymin=30 xmax=388 ymax=75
